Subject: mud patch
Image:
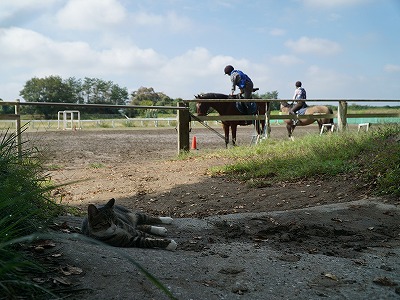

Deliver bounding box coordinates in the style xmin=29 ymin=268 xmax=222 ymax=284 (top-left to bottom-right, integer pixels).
xmin=197 ymin=201 xmax=400 ymax=260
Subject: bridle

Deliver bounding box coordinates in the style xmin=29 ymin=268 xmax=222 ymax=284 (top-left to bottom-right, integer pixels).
xmin=196 ymin=102 xmax=210 ymax=116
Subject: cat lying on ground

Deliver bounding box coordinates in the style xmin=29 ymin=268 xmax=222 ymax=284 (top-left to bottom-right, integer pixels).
xmin=81 ymin=198 xmax=177 ymax=251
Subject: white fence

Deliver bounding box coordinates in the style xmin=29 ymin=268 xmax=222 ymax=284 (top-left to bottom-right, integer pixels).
xmin=0 ymin=118 xmax=178 ymax=130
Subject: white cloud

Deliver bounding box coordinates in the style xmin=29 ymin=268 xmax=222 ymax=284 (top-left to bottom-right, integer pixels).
xmin=98 ymin=47 xmax=165 ymax=74
xmin=269 ymin=28 xmax=286 ymax=36
xmin=0 ymin=27 xmax=226 ymax=99
xmin=132 ymin=11 xmax=193 ymax=33
xmin=304 ymin=65 xmax=368 ymax=99
xmin=0 ymin=27 xmax=166 ymax=78
xmin=271 ymin=55 xmax=303 ymax=66
xmin=285 ymin=36 xmax=342 ymax=56
xmin=134 ymin=11 xmax=163 ymax=26
xmin=0 ymin=27 xmax=93 ymax=68
xmin=56 ymin=0 xmax=126 ymax=30
xmin=328 ymin=13 xmax=342 ymax=21
xmin=0 ymin=0 xmax=58 ymax=21
xmin=302 ymin=0 xmax=366 ymax=8
xmin=384 ymin=64 xmax=400 ymax=73
xmin=156 ymin=47 xmax=228 ymax=94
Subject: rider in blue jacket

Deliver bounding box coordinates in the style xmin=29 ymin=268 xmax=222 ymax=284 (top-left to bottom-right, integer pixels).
xmin=224 ymin=65 xmax=254 ymax=99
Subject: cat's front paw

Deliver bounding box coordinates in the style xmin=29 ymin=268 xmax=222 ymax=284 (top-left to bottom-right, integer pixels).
xmin=159 ymin=217 xmax=173 ymax=224
xmin=166 ymin=240 xmax=177 ymax=251
xmin=151 ymin=226 xmax=168 ymax=236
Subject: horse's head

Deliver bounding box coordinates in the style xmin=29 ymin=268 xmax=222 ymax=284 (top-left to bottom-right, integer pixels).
xmin=195 ymin=101 xmax=210 ymax=116
xmin=195 ymin=94 xmax=210 ymax=116
xmin=280 ymin=101 xmax=292 ymax=112
xmin=195 ymin=93 xmax=230 ymax=116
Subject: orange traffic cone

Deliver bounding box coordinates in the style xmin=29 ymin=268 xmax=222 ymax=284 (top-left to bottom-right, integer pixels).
xmin=191 ymin=136 xmax=197 ymax=150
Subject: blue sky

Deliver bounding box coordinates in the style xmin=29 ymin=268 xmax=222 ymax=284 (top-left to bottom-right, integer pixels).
xmin=0 ymin=0 xmax=399 ymax=106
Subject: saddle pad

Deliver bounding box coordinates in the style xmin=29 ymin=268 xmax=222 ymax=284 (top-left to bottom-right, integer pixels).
xmin=236 ymin=102 xmax=257 ymax=115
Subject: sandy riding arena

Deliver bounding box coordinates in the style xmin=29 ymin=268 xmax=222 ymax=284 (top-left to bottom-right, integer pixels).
xmin=25 ymin=125 xmax=370 ymax=216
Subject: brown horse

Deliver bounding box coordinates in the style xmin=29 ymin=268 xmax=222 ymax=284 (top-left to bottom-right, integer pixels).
xmin=280 ymin=101 xmax=334 ymax=139
xmin=195 ymin=92 xmax=267 ymax=147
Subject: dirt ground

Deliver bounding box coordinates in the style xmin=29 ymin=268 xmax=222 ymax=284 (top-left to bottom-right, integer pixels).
xmin=23 ymin=125 xmax=400 ymax=299
xmin=26 ymin=125 xmax=386 ymax=217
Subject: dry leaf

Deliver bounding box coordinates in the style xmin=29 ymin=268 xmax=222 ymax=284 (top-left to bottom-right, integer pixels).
xmin=353 ymin=259 xmax=367 ymax=266
xmin=53 ymin=276 xmax=71 ymax=286
xmin=325 ymin=273 xmax=338 ymax=281
xmin=32 ymin=278 xmax=46 ymax=283
xmin=34 ymin=246 xmax=45 ymax=253
xmin=373 ymin=277 xmax=398 ymax=286
xmin=331 ymin=217 xmax=343 ymax=223
xmin=60 ymin=265 xmax=83 ymax=276
xmin=36 ymin=240 xmax=56 ymax=249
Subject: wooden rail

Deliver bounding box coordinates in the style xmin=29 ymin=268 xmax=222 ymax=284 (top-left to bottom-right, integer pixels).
xmin=180 ymin=99 xmax=399 ymax=151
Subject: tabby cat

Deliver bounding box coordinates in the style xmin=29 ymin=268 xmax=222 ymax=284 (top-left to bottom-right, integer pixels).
xmin=81 ymin=198 xmax=177 ymax=251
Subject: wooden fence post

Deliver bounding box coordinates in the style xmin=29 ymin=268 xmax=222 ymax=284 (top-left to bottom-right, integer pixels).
xmin=265 ymin=101 xmax=271 ymax=138
xmin=337 ymin=100 xmax=348 ymax=131
xmin=15 ymin=99 xmax=22 ymax=159
xmin=177 ymin=102 xmax=190 ymax=153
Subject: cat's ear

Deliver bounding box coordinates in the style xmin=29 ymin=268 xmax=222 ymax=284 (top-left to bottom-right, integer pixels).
xmin=106 ymin=198 xmax=115 ymax=208
xmin=87 ymin=204 xmax=98 ymax=218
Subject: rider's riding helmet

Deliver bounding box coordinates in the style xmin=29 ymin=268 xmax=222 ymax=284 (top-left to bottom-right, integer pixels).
xmin=295 ymin=81 xmax=302 ymax=87
xmin=224 ymin=65 xmax=234 ymax=75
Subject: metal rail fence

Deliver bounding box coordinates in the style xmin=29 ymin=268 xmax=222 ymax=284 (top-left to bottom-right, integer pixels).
xmin=0 ymin=99 xmax=399 ymax=156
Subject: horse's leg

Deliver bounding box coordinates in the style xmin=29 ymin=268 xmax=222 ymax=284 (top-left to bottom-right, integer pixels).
xmin=286 ymin=122 xmax=295 ymax=140
xmin=261 ymin=120 xmax=266 ymax=138
xmin=317 ymin=120 xmax=323 ymax=133
xmin=252 ymin=118 xmax=261 ymax=144
xmin=318 ymin=119 xmax=332 ymax=134
xmin=223 ymin=124 xmax=229 ymax=148
xmin=232 ymin=125 xmax=237 ymax=146
xmin=255 ymin=117 xmax=261 ymax=135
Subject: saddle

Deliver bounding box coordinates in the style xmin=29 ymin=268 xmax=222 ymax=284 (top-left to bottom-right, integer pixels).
xmin=236 ymin=102 xmax=257 ymax=115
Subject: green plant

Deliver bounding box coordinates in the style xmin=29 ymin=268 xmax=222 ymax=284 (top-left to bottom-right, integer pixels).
xmin=0 ymin=128 xmax=177 ymax=299
xmin=210 ymin=124 xmax=400 ymax=196
xmin=123 ymin=120 xmax=136 ymax=127
xmin=98 ymin=120 xmax=112 ymax=128
xmin=358 ymin=125 xmax=400 ymax=196
xmin=0 ymin=128 xmax=61 ymax=298
xmin=89 ymin=162 xmax=105 ymax=169
xmin=45 ymin=163 xmax=63 ymax=170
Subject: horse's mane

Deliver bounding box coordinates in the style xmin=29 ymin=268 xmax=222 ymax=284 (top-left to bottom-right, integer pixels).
xmin=195 ymin=93 xmax=230 ymax=99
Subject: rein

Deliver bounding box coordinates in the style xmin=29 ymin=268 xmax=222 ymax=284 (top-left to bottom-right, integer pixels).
xmin=281 ymin=101 xmax=293 ymax=108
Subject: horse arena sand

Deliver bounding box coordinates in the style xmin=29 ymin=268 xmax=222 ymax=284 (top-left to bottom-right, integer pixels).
xmin=23 ymin=125 xmax=400 ymax=299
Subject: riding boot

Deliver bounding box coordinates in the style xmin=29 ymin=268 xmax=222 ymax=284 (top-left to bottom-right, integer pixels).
xmin=241 ymin=102 xmax=251 ymax=124
xmin=289 ymin=102 xmax=303 ymax=126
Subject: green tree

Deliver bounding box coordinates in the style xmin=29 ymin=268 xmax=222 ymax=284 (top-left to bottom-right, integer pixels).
xmin=19 ymin=76 xmax=79 ymax=118
xmin=0 ymin=99 xmax=14 ymax=114
xmin=65 ymin=77 xmax=84 ymax=104
xmin=19 ymin=76 xmax=129 ymax=118
xmin=128 ymin=87 xmax=175 ymax=117
xmin=81 ymin=77 xmax=128 ymax=114
xmin=254 ymin=90 xmax=280 ymax=111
